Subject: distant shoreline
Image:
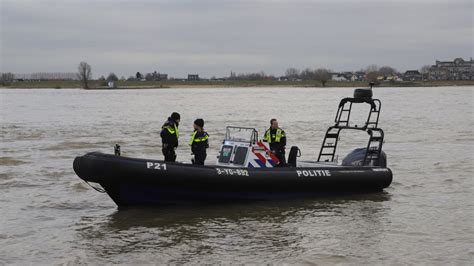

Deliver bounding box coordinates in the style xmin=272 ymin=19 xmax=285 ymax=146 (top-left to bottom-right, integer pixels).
xmin=1 ymin=80 xmax=473 ymax=89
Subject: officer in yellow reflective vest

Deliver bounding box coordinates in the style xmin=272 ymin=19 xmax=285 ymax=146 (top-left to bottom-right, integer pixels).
xmin=263 ymin=118 xmax=287 ymax=167
xmin=189 ymin=118 xmax=209 ymax=165
xmin=160 ymin=112 xmax=180 ymax=162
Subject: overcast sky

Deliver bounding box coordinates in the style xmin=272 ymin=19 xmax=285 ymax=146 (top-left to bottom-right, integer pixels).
xmin=1 ymin=0 xmax=472 ymax=78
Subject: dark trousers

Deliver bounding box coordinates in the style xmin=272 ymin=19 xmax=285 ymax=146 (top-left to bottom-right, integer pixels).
xmin=162 ymin=146 xmax=176 ymax=162
xmin=274 ymin=150 xmax=286 ymax=167
xmin=192 ymin=152 xmax=207 ymax=165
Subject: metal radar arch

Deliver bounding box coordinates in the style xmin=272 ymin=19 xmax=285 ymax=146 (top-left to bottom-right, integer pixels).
xmin=317 ymin=84 xmax=385 ymax=166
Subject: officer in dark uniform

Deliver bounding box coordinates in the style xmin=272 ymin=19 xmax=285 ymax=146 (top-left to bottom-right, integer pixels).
xmin=263 ymin=118 xmax=286 ymax=167
xmin=189 ymin=118 xmax=209 ymax=165
xmin=160 ymin=112 xmax=180 ymax=162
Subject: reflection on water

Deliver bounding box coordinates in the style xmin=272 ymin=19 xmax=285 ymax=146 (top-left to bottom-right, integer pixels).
xmin=93 ymin=193 xmax=391 ymax=229
xmin=1 ymin=87 xmax=473 ymax=264
xmin=75 ymin=194 xmax=391 ymax=264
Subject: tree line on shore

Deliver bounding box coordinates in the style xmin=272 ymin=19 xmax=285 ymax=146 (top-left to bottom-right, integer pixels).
xmin=74 ymin=62 xmax=415 ymax=89
xmin=75 ymin=62 xmax=434 ymax=89
xmin=1 ymin=61 xmax=432 ymax=88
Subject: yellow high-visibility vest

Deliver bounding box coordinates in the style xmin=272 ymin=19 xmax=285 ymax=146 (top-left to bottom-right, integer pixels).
xmin=163 ymin=124 xmax=179 ymax=138
xmin=189 ymin=130 xmax=209 ymax=145
xmin=263 ymin=128 xmax=284 ymax=143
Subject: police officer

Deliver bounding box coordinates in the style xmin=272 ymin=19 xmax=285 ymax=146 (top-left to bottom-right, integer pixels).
xmin=160 ymin=112 xmax=180 ymax=162
xmin=263 ymin=118 xmax=286 ymax=167
xmin=189 ymin=118 xmax=209 ymax=165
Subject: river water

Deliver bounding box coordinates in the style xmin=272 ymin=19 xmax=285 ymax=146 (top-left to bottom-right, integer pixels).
xmin=0 ymin=86 xmax=473 ymax=264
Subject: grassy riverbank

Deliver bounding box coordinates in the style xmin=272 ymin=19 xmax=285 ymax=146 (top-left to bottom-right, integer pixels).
xmin=2 ymin=79 xmax=474 ymax=89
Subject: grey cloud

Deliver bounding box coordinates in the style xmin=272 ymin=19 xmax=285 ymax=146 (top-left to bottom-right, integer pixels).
xmin=1 ymin=0 xmax=472 ymax=78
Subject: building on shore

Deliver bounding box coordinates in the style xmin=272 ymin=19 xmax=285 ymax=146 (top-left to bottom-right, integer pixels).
xmin=403 ymin=70 xmax=422 ymax=81
xmin=158 ymin=74 xmax=168 ymax=80
xmin=187 ymin=74 xmax=199 ymax=81
xmin=339 ymin=72 xmax=353 ymax=80
xmin=428 ymin=58 xmax=473 ymax=80
xmin=327 ymin=72 xmax=366 ymax=81
xmin=149 ymin=71 xmax=168 ymax=81
xmin=331 ymin=73 xmax=348 ymax=81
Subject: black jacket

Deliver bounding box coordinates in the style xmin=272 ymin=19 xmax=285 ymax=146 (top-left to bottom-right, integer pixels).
xmin=190 ymin=130 xmax=209 ymax=154
xmin=160 ymin=118 xmax=179 ymax=148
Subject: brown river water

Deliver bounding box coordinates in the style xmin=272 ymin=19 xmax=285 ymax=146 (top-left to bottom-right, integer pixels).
xmin=0 ymin=86 xmax=473 ymax=264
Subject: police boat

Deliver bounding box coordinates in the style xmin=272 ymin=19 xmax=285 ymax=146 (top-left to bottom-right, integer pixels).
xmin=73 ymin=88 xmax=392 ymax=207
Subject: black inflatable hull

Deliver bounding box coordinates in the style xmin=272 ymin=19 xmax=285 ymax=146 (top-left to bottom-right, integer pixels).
xmin=73 ymin=152 xmax=393 ymax=207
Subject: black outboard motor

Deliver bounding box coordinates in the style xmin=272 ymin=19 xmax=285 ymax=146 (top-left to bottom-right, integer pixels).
xmin=342 ymin=147 xmax=387 ymax=167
